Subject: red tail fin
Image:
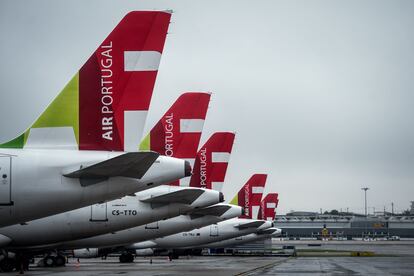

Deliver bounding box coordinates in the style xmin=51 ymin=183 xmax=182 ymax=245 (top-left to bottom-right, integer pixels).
xmin=1 ymin=11 xmax=171 ymax=151
xmin=257 ymin=193 xmax=279 ymax=221
xmin=189 ymin=132 xmax=235 ymax=190
xmin=79 ymin=11 xmax=171 ymax=151
xmin=230 ymin=174 xmax=267 ymax=219
xmin=140 ymin=92 xmax=210 ymax=186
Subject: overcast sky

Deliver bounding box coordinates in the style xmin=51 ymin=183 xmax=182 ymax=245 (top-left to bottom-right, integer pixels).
xmin=1 ymin=0 xmax=413 ymax=215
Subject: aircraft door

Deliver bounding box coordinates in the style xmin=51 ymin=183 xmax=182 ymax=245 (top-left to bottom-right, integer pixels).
xmin=90 ymin=203 xmax=108 ymax=221
xmin=210 ymin=224 xmax=219 ymax=236
xmin=0 ymin=156 xmax=12 ymax=205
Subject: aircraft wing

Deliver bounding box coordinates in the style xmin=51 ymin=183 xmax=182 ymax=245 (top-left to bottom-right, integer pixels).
xmin=63 ymin=151 xmax=159 ymax=185
xmin=189 ymin=205 xmax=231 ymax=217
xmin=234 ymin=220 xmax=265 ymax=229
xmin=257 ymin=228 xmax=277 ymax=235
xmin=140 ymin=189 xmax=204 ymax=205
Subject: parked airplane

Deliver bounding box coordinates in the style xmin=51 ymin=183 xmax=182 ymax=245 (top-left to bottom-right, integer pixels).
xmin=65 ymin=132 xmax=238 ymax=262
xmin=201 ymin=193 xmax=282 ymax=249
xmin=130 ymin=174 xmax=273 ymax=257
xmin=0 ymin=92 xmax=212 ymax=270
xmin=0 ymin=11 xmax=179 ymax=228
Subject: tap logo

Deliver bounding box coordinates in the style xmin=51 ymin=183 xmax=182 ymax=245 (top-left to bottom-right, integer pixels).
xmin=164 ymin=113 xmax=174 ymax=156
xmin=199 ymin=148 xmax=207 ymax=188
xmin=244 ymin=184 xmax=250 ymax=217
xmin=100 ymin=41 xmax=114 ymax=141
xmin=260 ymin=199 xmax=266 ymax=221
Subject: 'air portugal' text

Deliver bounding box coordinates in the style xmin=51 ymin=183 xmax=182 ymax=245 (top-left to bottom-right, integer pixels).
xmin=100 ymin=41 xmax=113 ymax=141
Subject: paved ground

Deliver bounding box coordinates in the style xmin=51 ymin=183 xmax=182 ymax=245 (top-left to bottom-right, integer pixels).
xmin=2 ymin=256 xmax=284 ymax=276
xmin=247 ymin=257 xmax=414 ymax=276
xmin=1 ymin=241 xmax=413 ymax=275
xmin=3 ymin=256 xmax=414 ymax=276
xmin=271 ymin=239 xmax=414 ymax=256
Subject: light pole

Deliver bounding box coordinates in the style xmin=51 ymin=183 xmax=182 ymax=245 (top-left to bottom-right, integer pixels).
xmin=361 ymin=187 xmax=369 ymax=217
xmin=361 ymin=187 xmax=369 ymax=238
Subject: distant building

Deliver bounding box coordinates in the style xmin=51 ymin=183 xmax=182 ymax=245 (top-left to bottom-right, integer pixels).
xmin=286 ymin=211 xmax=319 ymax=217
xmin=275 ymin=213 xmax=414 ymax=238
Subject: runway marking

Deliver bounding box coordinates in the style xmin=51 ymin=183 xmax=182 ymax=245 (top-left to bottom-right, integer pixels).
xmin=234 ymin=257 xmax=292 ymax=276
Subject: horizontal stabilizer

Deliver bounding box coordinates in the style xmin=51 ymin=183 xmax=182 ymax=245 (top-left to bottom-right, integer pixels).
xmin=235 ymin=220 xmax=265 ymax=229
xmin=257 ymin=228 xmax=277 ymax=235
xmin=63 ymin=152 xmax=159 ymax=182
xmin=190 ymin=205 xmax=231 ymax=217
xmin=140 ymin=189 xmax=204 ymax=205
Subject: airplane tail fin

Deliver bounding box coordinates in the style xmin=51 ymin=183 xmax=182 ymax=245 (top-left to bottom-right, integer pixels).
xmin=257 ymin=193 xmax=279 ymax=221
xmin=189 ymin=132 xmax=235 ymax=191
xmin=0 ymin=11 xmax=171 ymax=151
xmin=230 ymin=174 xmax=267 ymax=219
xmin=139 ymin=92 xmax=211 ymax=186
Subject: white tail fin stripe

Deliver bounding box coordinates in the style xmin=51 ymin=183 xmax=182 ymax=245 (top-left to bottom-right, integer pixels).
xmin=185 ymin=158 xmax=195 ymax=169
xmin=266 ymin=202 xmax=276 ymax=208
xmin=124 ymin=110 xmax=148 ymax=152
xmin=252 ymin=186 xmax=264 ymax=194
xmin=124 ymin=51 xmax=161 ymax=71
xmin=179 ymin=177 xmax=191 ymax=187
xmin=25 ymin=127 xmax=77 ymax=150
xmin=211 ymin=152 xmax=230 ymax=163
xmin=179 ymin=119 xmax=204 ymax=133
xmin=211 ymin=182 xmax=224 ymax=192
xmin=252 ymin=205 xmax=260 ymax=220
xmin=267 ymin=217 xmax=273 ymax=221
xmin=179 ymin=159 xmax=195 ymax=187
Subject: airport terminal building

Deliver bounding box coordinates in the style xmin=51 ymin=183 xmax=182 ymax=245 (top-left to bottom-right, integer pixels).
xmin=275 ymin=212 xmax=414 ymax=238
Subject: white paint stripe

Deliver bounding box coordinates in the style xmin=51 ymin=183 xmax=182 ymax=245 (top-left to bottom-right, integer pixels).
xmin=252 ymin=205 xmax=260 ymax=220
xmin=267 ymin=217 xmax=273 ymax=221
xmin=179 ymin=159 xmax=194 ymax=187
xmin=211 ymin=152 xmax=230 ymax=163
xmin=124 ymin=51 xmax=161 ymax=71
xmin=179 ymin=119 xmax=204 ymax=133
xmin=124 ymin=110 xmax=148 ymax=152
xmin=179 ymin=177 xmax=190 ymax=187
xmin=25 ymin=127 xmax=78 ymax=150
xmin=185 ymin=158 xmax=195 ymax=170
xmin=252 ymin=186 xmax=264 ymax=194
xmin=211 ymin=182 xmax=224 ymax=192
xmin=266 ymin=202 xmax=276 ymax=208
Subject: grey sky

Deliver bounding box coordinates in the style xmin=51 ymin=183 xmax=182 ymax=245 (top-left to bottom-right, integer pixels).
xmin=1 ymin=0 xmax=413 ymax=214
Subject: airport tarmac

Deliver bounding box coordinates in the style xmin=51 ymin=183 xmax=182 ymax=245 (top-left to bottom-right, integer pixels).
xmin=2 ymin=255 xmax=413 ymax=276
xmin=271 ymin=239 xmax=414 ymax=256
xmin=1 ymin=241 xmax=413 ymax=275
xmin=247 ymin=257 xmax=414 ymax=275
xmin=2 ymin=256 xmax=283 ymax=276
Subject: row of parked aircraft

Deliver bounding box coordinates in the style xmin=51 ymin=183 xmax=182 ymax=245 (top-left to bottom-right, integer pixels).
xmin=0 ymin=11 xmax=281 ymax=272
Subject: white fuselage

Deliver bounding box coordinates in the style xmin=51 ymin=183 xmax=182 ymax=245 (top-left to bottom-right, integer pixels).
xmin=65 ymin=204 xmax=242 ymax=250
xmin=132 ymin=218 xmax=273 ymax=249
xmin=202 ymin=228 xmax=282 ymax=248
xmin=1 ymin=185 xmax=221 ymax=249
xmin=0 ymin=149 xmax=187 ymax=227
